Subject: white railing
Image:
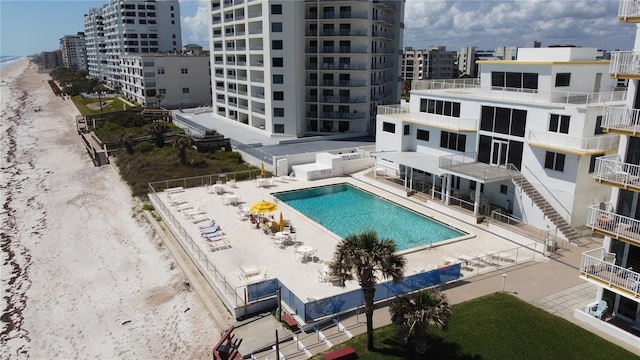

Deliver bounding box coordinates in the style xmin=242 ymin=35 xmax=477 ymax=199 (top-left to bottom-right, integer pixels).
xmin=603 ymin=106 xmax=640 ymax=134
xmin=619 ymin=0 xmax=640 ymax=19
xmin=411 ymin=79 xmax=626 ymax=106
xmin=581 ymin=247 xmax=640 ymax=297
xmin=379 ymin=110 xmax=477 ymax=132
xmin=527 ymin=130 xmax=619 ymax=153
xmin=586 ymin=204 xmax=640 ymax=246
xmin=594 ymin=155 xmax=640 ymax=188
xmin=610 ymin=51 xmax=640 ymax=77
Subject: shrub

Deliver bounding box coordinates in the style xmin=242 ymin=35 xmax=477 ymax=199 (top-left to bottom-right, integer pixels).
xmin=136 ymin=142 xmax=155 ymax=153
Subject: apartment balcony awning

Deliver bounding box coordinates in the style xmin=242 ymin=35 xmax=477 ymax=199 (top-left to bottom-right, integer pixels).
xmin=580 ymin=247 xmax=640 ymax=299
xmin=527 ymin=130 xmax=619 ymax=156
xmin=586 ymin=203 xmax=640 ymax=247
xmin=371 ymin=151 xmax=445 ymax=176
xmin=439 ymin=152 xmax=520 ymax=183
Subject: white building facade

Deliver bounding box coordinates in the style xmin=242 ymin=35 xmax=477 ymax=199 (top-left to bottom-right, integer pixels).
xmin=120 ymin=53 xmax=211 ymax=108
xmin=576 ymin=0 xmax=640 ymax=350
xmin=84 ymin=0 xmax=182 ymax=86
xmin=375 ymin=47 xmax=625 ymax=245
xmin=208 ymin=0 xmax=404 ymax=137
xmin=402 ymin=46 xmax=457 ymax=81
xmin=59 ymin=33 xmax=88 ymax=70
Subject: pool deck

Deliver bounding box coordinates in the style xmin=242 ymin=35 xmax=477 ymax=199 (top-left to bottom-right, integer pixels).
xmin=152 ymin=171 xmax=544 ymax=322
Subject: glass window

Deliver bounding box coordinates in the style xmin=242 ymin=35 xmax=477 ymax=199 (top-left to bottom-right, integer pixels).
xmin=272 ymin=40 xmax=283 ymax=50
xmin=510 ymin=109 xmax=527 ymax=137
xmin=589 ymin=153 xmax=604 ymax=173
xmin=273 ymin=91 xmax=284 ymax=100
xmin=417 ymin=129 xmax=429 ymax=141
xmin=274 ymin=124 xmax=285 ymax=133
xmin=480 ymin=106 xmax=494 ymax=131
xmin=274 ymin=107 xmax=284 ymax=117
xmin=491 ymin=72 xmax=504 ymax=87
xmin=555 ymin=73 xmax=571 ymax=87
xmin=403 ymin=124 xmax=410 ymax=135
xmin=273 ymin=74 xmax=283 ymax=84
xmin=594 ymin=115 xmax=604 ymax=135
xmin=273 ymin=57 xmax=283 ymax=67
xmin=382 ymin=122 xmax=395 ymax=133
xmin=272 ymin=22 xmax=283 ymax=32
xmin=271 ymin=4 xmax=282 ymax=14
xmin=544 ymin=151 xmax=565 ymax=171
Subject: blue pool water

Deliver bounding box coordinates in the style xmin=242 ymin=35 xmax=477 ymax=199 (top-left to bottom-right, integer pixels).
xmin=274 ymin=183 xmax=466 ymax=251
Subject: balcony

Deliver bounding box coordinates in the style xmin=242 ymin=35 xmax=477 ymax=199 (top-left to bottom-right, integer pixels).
xmin=602 ymin=106 xmax=640 ymax=136
xmin=594 ymin=155 xmax=640 ymax=191
xmin=586 ymin=204 xmax=640 ymax=246
xmin=377 ymin=105 xmax=477 ymax=132
xmin=527 ymin=130 xmax=619 ymax=155
xmin=609 ymin=51 xmax=640 ymax=78
xmin=619 ymin=0 xmax=640 ymax=22
xmin=580 ymin=247 xmax=640 ymax=298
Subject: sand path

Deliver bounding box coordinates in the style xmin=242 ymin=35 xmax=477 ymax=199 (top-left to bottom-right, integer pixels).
xmin=1 ymin=59 xmax=220 ymax=359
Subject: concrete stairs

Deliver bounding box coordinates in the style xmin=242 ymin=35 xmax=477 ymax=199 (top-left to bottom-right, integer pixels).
xmin=512 ymin=175 xmax=581 ymax=245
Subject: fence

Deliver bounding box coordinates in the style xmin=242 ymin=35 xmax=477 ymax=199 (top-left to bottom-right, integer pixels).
xmin=246 ymin=264 xmax=462 ymax=323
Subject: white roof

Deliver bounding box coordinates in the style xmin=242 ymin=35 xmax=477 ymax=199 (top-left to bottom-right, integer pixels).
xmin=372 ymin=151 xmax=446 ymax=176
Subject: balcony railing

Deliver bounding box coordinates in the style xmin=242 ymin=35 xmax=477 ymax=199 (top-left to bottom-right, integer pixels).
xmin=609 ymin=51 xmax=640 ymax=77
xmin=594 ymin=155 xmax=640 ymax=190
xmin=412 ymin=79 xmax=627 ymax=106
xmin=527 ymin=130 xmax=619 ymax=154
xmin=619 ymin=0 xmax=640 ymax=20
xmin=580 ymin=247 xmax=640 ymax=298
xmin=602 ymin=106 xmax=640 ymax=135
xmin=377 ymin=105 xmax=477 ymax=132
xmin=586 ymin=204 xmax=640 ymax=246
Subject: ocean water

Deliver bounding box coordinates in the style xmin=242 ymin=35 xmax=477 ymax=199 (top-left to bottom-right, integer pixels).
xmin=0 ymin=56 xmax=24 ymax=70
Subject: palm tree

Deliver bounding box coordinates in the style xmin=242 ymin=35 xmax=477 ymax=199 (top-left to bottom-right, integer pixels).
xmin=172 ymin=135 xmax=194 ymax=165
xmin=389 ymin=287 xmax=452 ymax=356
xmin=329 ymin=230 xmax=406 ymax=351
xmin=148 ymin=122 xmax=170 ymax=148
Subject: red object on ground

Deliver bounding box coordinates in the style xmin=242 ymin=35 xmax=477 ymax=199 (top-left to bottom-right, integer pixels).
xmin=282 ymin=313 xmax=298 ymax=330
xmin=323 ymin=346 xmax=357 ymax=360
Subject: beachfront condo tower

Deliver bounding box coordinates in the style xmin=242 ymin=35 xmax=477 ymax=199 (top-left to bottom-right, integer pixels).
xmin=208 ymin=0 xmax=404 ymax=137
xmin=84 ymin=0 xmax=182 ymax=86
xmin=59 ymin=32 xmax=88 ymax=71
xmin=576 ymin=0 xmax=640 ymax=351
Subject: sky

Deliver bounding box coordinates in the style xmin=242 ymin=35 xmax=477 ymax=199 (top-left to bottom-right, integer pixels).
xmin=0 ymin=0 xmax=635 ymax=57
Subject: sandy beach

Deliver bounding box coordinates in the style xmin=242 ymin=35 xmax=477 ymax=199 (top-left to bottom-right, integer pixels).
xmin=0 ymin=58 xmax=221 ymax=359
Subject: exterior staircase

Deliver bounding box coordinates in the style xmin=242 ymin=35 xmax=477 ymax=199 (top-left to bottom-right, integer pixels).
xmin=512 ymin=175 xmax=581 ymax=245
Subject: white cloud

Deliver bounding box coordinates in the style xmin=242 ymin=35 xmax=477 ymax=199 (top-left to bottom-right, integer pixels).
xmin=178 ymin=0 xmax=635 ymax=51
xmin=403 ymin=0 xmax=633 ymax=50
xmin=179 ymin=0 xmax=210 ymax=47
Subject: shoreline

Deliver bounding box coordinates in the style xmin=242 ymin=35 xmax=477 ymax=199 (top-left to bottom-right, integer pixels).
xmin=1 ymin=58 xmax=221 ymax=358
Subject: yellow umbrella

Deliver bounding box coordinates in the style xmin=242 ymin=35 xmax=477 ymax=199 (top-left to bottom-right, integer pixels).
xmin=249 ymin=200 xmax=278 ymax=214
xmin=279 ymin=212 xmax=285 ymax=232
xmin=261 ymin=162 xmax=265 ymax=176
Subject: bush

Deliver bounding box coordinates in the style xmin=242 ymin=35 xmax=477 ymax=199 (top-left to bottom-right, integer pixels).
xmin=136 ymin=142 xmax=155 ymax=153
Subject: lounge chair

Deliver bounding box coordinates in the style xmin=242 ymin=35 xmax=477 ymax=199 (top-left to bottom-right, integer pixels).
xmin=227 ymin=179 xmax=236 ymax=188
xmin=198 ymin=219 xmax=217 ymax=230
xmin=165 ymin=186 xmax=184 ymax=194
xmin=589 ymin=300 xmax=608 ymax=319
xmin=190 ymin=213 xmax=209 ymax=224
xmin=603 ymin=252 xmax=616 ymax=264
xmin=200 ymin=223 xmax=220 ymax=234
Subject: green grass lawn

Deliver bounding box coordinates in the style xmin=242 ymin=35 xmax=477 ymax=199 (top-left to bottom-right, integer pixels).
xmin=71 ymin=95 xmax=130 ymax=115
xmin=313 ymin=293 xmax=638 ymax=360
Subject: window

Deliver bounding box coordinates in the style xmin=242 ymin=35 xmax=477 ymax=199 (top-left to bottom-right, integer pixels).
xmin=272 ymin=40 xmax=283 ymax=50
xmin=480 ymin=106 xmax=527 ymax=137
xmin=157 ymin=68 xmax=164 ymax=74
xmin=416 ymin=129 xmax=429 ymax=141
xmin=419 ymin=98 xmax=460 ymax=117
xmin=403 ymin=124 xmax=410 ymax=135
xmin=272 ymin=22 xmax=283 ymax=32
xmin=544 ymin=151 xmax=565 ymax=171
xmin=158 ymin=88 xmax=166 ymax=95
xmin=273 ymin=57 xmax=283 ymax=67
xmin=271 ymin=4 xmax=282 ymax=14
xmin=274 ymin=124 xmax=285 ymax=133
xmin=491 ymin=71 xmax=538 ymax=90
xmin=181 ymin=68 xmax=188 ymax=74
xmin=273 ymin=74 xmax=284 ymax=84
xmin=440 ymin=131 xmax=466 ymax=152
xmin=589 ymin=153 xmax=605 ymax=173
xmin=549 ymin=114 xmax=570 ymax=134
xmin=382 ymin=122 xmax=396 ymax=133
xmin=273 ymin=91 xmax=284 ymax=100
xmin=500 ymin=185 xmax=508 ymax=194
xmin=595 ymin=115 xmax=605 ymax=135
xmin=182 ymin=88 xmax=190 ymax=94
xmin=555 ymin=73 xmax=571 ymax=87
xmin=274 ymin=108 xmax=284 ymax=117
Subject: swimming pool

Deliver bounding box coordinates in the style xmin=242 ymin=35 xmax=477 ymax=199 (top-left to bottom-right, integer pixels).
xmin=274 ymin=183 xmax=467 ymax=251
